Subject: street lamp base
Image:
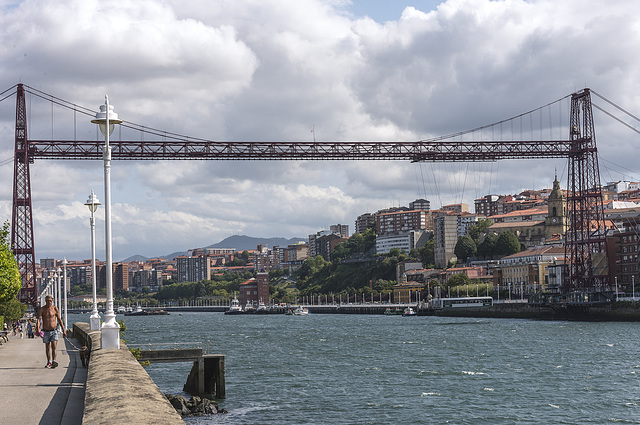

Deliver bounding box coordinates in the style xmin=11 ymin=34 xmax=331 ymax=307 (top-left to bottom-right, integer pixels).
xmin=100 ymin=314 xmax=120 ymax=350
xmin=90 ymin=312 xmax=101 ymax=331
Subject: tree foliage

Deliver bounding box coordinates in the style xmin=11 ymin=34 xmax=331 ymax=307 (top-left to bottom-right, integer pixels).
xmin=468 ymin=218 xmax=493 ymax=242
xmin=155 ymin=271 xmax=253 ymax=300
xmin=495 ymin=231 xmax=521 ymax=257
xmin=477 ymin=232 xmax=499 ymax=259
xmin=294 ymin=226 xmax=402 ymax=296
xmin=0 ymin=297 xmax=26 ymax=322
xmin=0 ymin=221 xmax=21 ymax=303
xmin=446 ymin=273 xmax=471 ymax=288
xmin=411 ymin=238 xmax=434 ymax=268
xmin=454 ymin=235 xmax=477 ymax=263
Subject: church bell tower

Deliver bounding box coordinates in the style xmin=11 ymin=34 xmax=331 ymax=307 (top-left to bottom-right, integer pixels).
xmin=545 ymin=174 xmax=567 ymax=239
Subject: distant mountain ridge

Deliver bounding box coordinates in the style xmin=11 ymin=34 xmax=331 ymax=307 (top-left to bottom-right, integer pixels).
xmin=122 ymin=235 xmax=306 ymax=262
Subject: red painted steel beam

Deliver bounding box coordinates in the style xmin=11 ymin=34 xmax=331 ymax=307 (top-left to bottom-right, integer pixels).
xmin=27 ymin=139 xmax=573 ymax=161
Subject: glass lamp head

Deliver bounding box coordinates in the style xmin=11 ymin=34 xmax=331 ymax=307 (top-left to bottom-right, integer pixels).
xmin=84 ymin=192 xmax=101 ymax=213
xmin=91 ymin=101 xmax=122 ymax=136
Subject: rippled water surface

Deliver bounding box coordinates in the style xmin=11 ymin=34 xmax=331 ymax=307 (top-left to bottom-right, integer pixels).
xmin=76 ymin=312 xmax=640 ymax=424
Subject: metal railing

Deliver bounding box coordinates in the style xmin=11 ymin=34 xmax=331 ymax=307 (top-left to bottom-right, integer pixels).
xmin=127 ymin=340 xmax=211 ymax=354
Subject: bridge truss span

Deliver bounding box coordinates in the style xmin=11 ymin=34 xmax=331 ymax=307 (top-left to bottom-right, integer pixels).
xmin=27 ymin=139 xmax=574 ymax=161
xmin=9 ymin=84 xmax=610 ymax=304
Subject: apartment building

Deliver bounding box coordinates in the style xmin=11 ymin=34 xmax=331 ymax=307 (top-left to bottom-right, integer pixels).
xmin=409 ymin=198 xmax=430 ymax=211
xmin=433 ymin=212 xmax=459 ymax=268
xmin=492 ymin=245 xmax=565 ymax=294
xmin=330 ymin=224 xmax=350 ymax=238
xmin=376 ymin=231 xmax=429 ymax=255
xmin=176 ymin=255 xmax=211 ymax=283
xmin=97 ymin=263 xmax=129 ymax=291
xmin=254 ymin=245 xmax=281 ymax=272
xmin=605 ymin=210 xmax=640 ymax=290
xmin=376 ymin=209 xmax=430 ymax=235
xmin=355 ymin=213 xmax=376 ymax=234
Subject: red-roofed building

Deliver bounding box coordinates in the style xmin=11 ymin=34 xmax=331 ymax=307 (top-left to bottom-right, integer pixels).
xmin=239 ymin=272 xmax=269 ymax=307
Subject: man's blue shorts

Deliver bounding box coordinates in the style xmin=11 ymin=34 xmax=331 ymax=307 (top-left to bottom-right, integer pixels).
xmin=42 ymin=329 xmax=58 ymax=344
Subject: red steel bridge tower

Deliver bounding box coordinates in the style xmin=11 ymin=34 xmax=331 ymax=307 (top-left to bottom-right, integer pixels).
xmin=9 ymin=84 xmax=610 ymax=306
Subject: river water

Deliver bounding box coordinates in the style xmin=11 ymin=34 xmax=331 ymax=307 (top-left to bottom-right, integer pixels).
xmin=73 ymin=312 xmax=640 ymax=424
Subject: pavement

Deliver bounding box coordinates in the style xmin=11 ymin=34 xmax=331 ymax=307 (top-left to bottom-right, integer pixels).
xmin=0 ymin=332 xmax=86 ymax=425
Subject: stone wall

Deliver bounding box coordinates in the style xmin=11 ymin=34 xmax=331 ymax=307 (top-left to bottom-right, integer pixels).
xmin=73 ymin=323 xmax=184 ymax=425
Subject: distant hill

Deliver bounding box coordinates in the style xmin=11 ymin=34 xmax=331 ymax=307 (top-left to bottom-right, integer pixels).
xmin=206 ymin=235 xmax=306 ymax=252
xmin=121 ymin=235 xmax=306 ymax=262
xmin=121 ymin=254 xmax=150 ymax=262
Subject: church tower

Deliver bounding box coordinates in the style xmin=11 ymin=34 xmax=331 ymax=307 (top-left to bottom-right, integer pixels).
xmin=545 ymin=174 xmax=567 ymax=239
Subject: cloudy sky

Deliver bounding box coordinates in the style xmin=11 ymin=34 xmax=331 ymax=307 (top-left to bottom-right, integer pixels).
xmin=0 ymin=0 xmax=639 ymax=262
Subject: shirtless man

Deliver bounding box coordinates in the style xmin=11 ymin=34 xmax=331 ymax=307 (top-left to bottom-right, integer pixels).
xmin=36 ymin=295 xmax=66 ymax=368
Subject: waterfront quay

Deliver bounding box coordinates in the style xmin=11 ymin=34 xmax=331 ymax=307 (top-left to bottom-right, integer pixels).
xmin=0 ymin=332 xmax=86 ymax=425
xmin=0 ymin=323 xmax=184 ymax=425
xmin=67 ymin=298 xmax=640 ymax=320
xmin=127 ymin=299 xmax=640 ymax=320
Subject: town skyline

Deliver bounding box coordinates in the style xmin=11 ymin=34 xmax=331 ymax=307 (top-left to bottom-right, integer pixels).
xmin=1 ymin=0 xmax=639 ymax=261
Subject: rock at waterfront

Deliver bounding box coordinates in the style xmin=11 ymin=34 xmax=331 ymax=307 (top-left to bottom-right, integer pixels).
xmin=165 ymin=393 xmax=227 ymax=417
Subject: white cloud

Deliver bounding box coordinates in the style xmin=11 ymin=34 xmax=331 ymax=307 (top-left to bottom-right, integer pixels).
xmin=1 ymin=0 xmax=639 ymax=260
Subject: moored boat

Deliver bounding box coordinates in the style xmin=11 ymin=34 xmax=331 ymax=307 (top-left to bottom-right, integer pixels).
xmin=292 ymin=306 xmax=309 ymax=316
xmin=402 ymin=307 xmax=417 ymax=316
xmin=124 ymin=304 xmax=169 ymax=316
xmin=224 ymin=293 xmax=244 ymax=315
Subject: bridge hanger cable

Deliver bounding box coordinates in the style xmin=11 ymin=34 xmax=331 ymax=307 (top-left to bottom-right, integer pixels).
xmin=592 ymin=103 xmax=640 ymax=136
xmin=591 ymin=90 xmax=640 ymax=123
xmin=416 ymin=94 xmax=572 ymax=143
xmin=22 ymin=84 xmax=573 ymax=145
xmin=0 ymin=84 xmax=18 ymax=103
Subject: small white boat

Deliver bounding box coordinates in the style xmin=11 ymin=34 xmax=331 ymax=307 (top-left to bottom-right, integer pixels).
xmin=292 ymin=306 xmax=309 ymax=316
xmin=256 ymin=300 xmax=268 ymax=314
xmin=225 ymin=293 xmax=244 ymax=315
xmin=117 ymin=306 xmax=126 ymax=314
xmin=402 ymin=307 xmax=417 ymax=317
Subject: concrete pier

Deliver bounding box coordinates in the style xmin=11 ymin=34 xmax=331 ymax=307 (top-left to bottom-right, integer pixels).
xmin=73 ymin=322 xmax=184 ymax=425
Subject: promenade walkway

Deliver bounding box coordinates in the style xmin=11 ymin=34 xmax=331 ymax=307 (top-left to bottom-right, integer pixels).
xmin=0 ymin=333 xmax=86 ymax=425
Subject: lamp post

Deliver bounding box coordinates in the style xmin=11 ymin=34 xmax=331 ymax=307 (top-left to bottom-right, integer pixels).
xmin=85 ymin=190 xmax=102 ymax=330
xmin=92 ymin=95 xmax=122 ymax=350
xmin=56 ymin=267 xmax=62 ymax=311
xmin=62 ymin=258 xmax=68 ymax=333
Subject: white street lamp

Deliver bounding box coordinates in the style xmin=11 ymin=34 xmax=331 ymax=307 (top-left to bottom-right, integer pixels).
xmin=92 ymin=96 xmax=122 ymax=350
xmin=62 ymin=258 xmax=68 ymax=333
xmin=85 ymin=190 xmax=101 ymax=330
xmin=56 ymin=267 xmax=62 ymax=311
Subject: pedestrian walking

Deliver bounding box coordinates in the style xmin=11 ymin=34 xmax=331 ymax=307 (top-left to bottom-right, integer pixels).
xmin=27 ymin=319 xmax=34 ymax=338
xmin=35 ymin=295 xmax=66 ymax=368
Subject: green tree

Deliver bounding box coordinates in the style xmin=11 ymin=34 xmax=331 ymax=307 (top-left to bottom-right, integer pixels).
xmin=0 ymin=221 xmax=21 ymax=303
xmin=447 ymin=273 xmax=471 ymax=288
xmin=468 ymin=218 xmax=493 ymax=242
xmin=411 ymin=239 xmax=434 ymax=268
xmin=478 ymin=232 xmax=498 ymax=259
xmin=0 ymin=297 xmax=26 ymax=323
xmin=454 ymin=235 xmax=477 ymax=263
xmin=495 ymin=231 xmax=521 ymax=257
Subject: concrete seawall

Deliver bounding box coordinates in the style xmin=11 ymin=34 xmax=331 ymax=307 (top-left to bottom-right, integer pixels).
xmin=73 ymin=322 xmax=184 ymax=425
xmin=421 ymin=302 xmax=640 ymax=321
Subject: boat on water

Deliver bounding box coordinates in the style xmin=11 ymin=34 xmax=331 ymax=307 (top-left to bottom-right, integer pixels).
xmin=224 ymin=294 xmax=244 ymax=315
xmin=402 ymin=307 xmax=417 ymax=317
xmin=244 ymin=301 xmax=256 ymax=314
xmin=124 ymin=304 xmax=169 ymax=316
xmin=256 ymin=300 xmax=269 ymax=314
xmin=117 ymin=306 xmax=126 ymax=314
xmin=292 ymin=306 xmax=309 ymax=316
xmin=384 ymin=307 xmax=404 ymax=315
